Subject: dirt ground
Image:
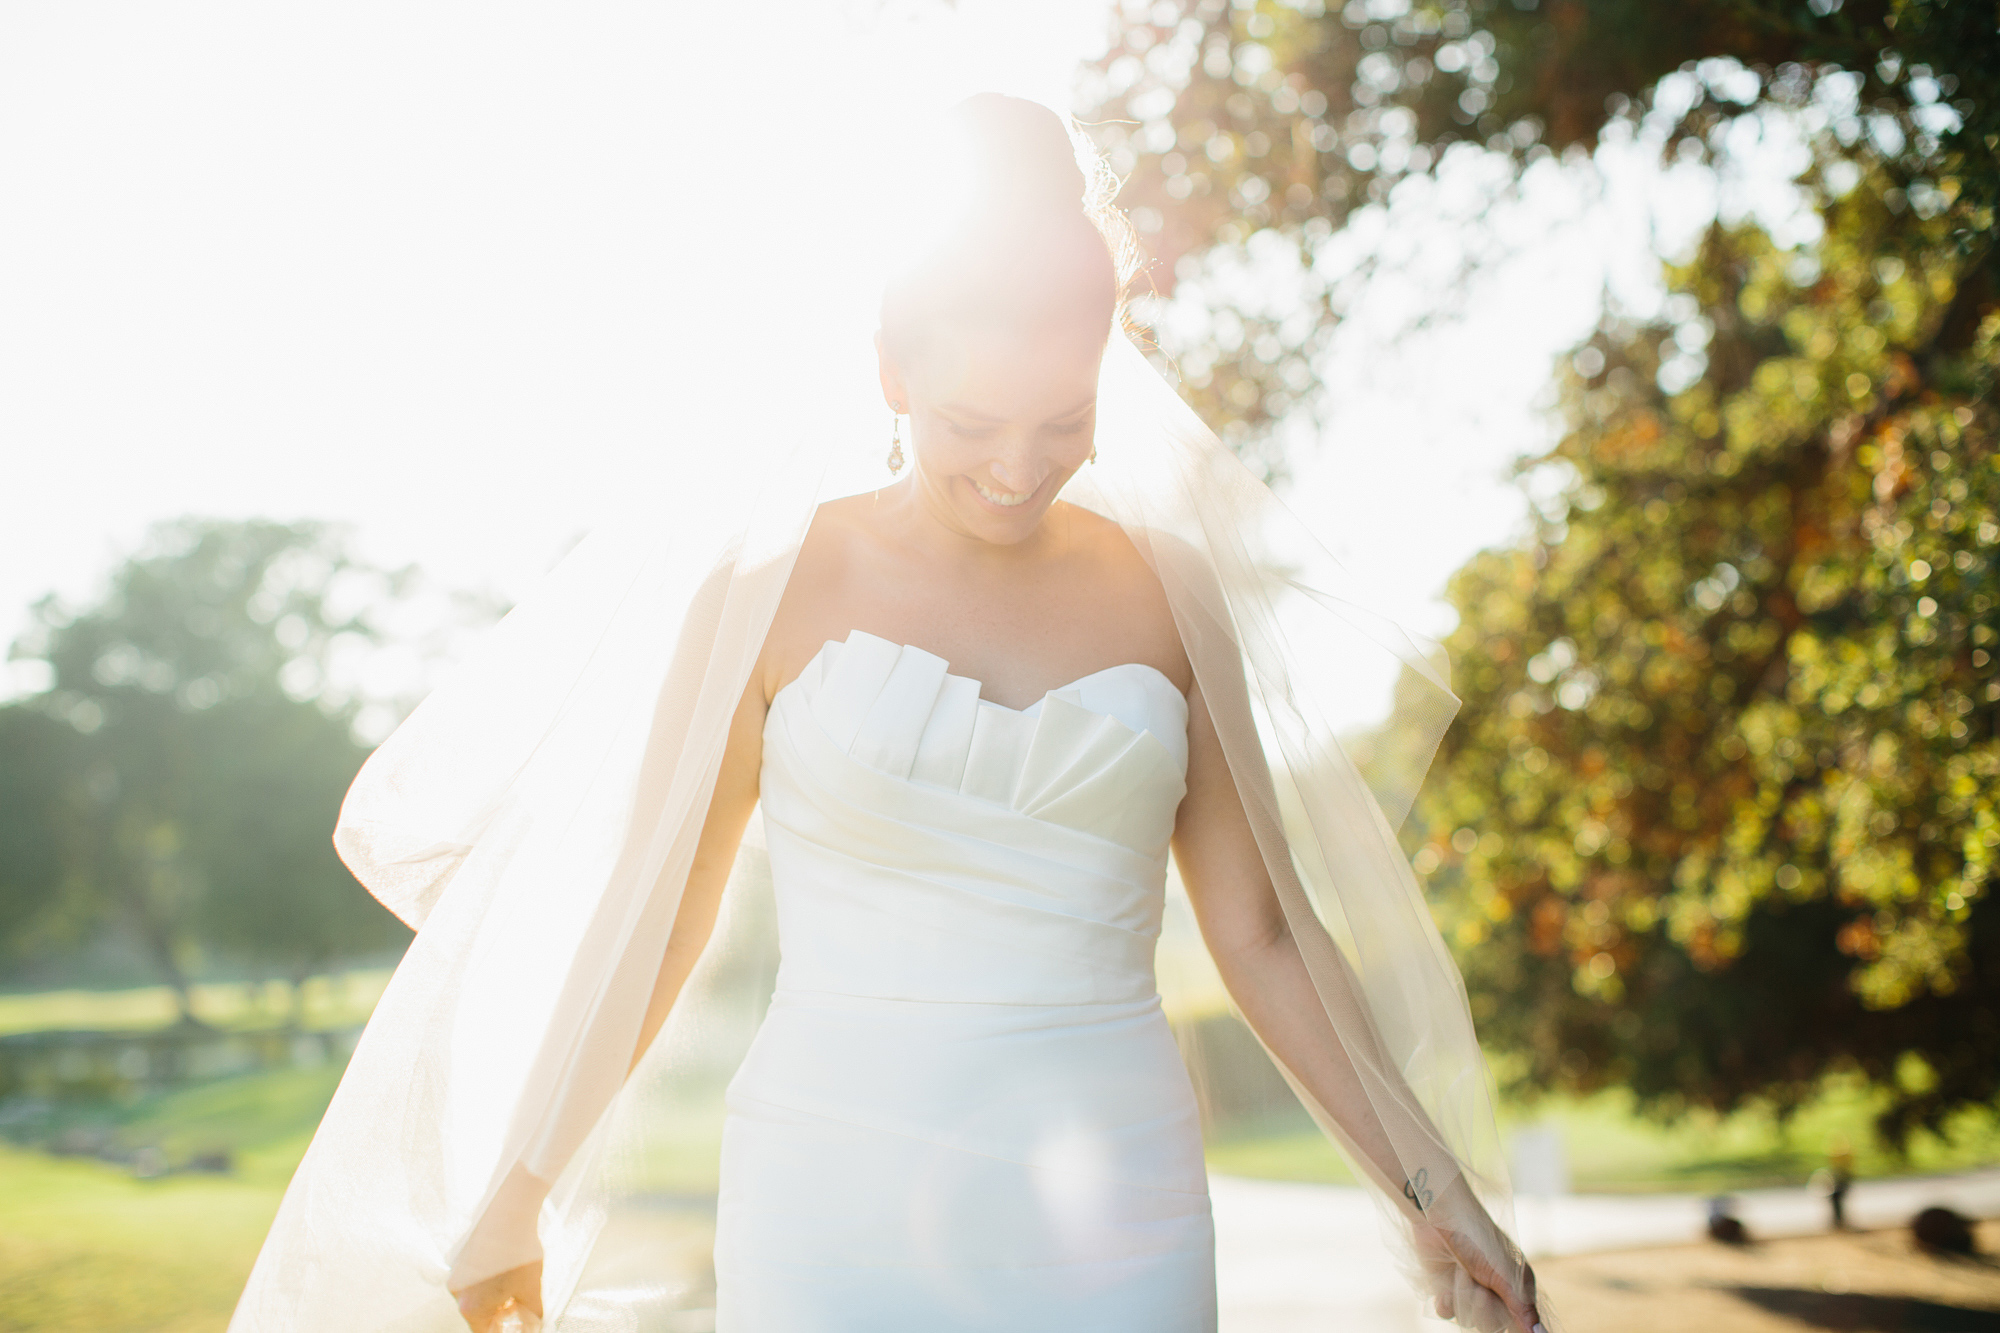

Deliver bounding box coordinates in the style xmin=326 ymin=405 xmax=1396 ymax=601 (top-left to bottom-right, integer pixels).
xmin=1532 ymin=1219 xmax=2000 ymax=1332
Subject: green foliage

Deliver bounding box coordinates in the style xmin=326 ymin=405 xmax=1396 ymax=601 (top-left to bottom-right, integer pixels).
xmin=0 ymin=520 xmax=414 ymax=1009
xmin=1082 ymin=0 xmax=1998 ymax=454
xmin=0 ymin=709 xmax=92 ymax=961
xmin=182 ymin=692 xmax=404 ymax=989
xmin=1415 ymin=147 xmax=1998 ymax=1143
xmin=1077 ymin=0 xmax=2000 ymax=1146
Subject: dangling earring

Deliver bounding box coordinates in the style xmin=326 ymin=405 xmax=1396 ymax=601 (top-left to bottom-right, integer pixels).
xmin=887 ymin=405 xmax=905 ymax=474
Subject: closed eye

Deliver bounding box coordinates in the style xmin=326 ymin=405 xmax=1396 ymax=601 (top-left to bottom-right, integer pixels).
xmin=939 ymin=413 xmax=1088 ymax=438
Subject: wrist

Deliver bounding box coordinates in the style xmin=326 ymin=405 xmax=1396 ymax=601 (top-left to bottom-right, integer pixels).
xmin=1401 ymin=1166 xmax=1439 ymax=1215
xmin=448 ymin=1165 xmax=551 ymax=1292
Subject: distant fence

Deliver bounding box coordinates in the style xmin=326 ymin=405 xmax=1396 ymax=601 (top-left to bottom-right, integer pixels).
xmin=0 ymin=1023 xmax=364 ymax=1101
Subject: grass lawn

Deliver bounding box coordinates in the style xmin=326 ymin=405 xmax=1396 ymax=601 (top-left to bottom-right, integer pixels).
xmin=3 ymin=971 xmax=1996 ymax=1331
xmin=0 ymin=1063 xmax=339 ymax=1333
xmin=1206 ymin=1076 xmax=2000 ymax=1192
xmin=0 ymin=1059 xmax=733 ymax=1332
xmin=1 ymin=1063 xmax=341 ymax=1181
xmin=0 ymin=1145 xmax=285 ymax=1333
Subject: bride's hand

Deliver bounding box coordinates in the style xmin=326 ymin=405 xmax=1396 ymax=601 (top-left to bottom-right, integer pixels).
xmin=1413 ymin=1216 xmax=1544 ymax=1333
xmin=452 ymin=1258 xmax=544 ymax=1332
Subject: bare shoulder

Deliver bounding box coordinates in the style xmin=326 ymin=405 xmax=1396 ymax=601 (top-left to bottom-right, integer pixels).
xmin=1049 ymin=501 xmax=1193 ymax=695
xmin=808 ymin=489 xmax=884 ymax=533
xmin=1051 ymin=500 xmax=1163 ymax=596
xmin=755 ymin=494 xmax=879 ymax=703
xmin=1080 ymin=514 xmax=1230 ymax=637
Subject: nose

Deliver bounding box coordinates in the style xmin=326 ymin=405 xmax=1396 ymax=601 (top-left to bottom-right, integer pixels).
xmin=987 ymin=450 xmax=1038 ymax=493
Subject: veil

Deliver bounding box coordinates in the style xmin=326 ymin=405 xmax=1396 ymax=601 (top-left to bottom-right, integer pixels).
xmin=226 ymin=70 xmax=1546 ymax=1333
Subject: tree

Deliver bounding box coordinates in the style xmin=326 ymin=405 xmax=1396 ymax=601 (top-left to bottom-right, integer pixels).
xmin=1081 ymin=0 xmax=1997 ymax=461
xmin=1075 ymin=0 xmax=2000 ymax=1143
xmin=1412 ymin=149 xmax=1997 ymax=1143
xmin=187 ymin=691 xmax=409 ymax=1017
xmin=0 ymin=707 xmax=93 ymax=965
xmin=2 ymin=519 xmax=416 ymax=1020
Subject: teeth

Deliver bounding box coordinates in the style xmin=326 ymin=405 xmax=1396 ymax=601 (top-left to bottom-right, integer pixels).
xmin=973 ymin=479 xmax=1032 ymax=507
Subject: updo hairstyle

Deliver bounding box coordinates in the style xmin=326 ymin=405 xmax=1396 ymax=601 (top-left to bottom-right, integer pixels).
xmin=879 ymin=94 xmax=1140 ymax=367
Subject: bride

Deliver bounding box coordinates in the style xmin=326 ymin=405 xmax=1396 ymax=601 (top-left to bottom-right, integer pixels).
xmin=232 ymin=94 xmax=1548 ymax=1333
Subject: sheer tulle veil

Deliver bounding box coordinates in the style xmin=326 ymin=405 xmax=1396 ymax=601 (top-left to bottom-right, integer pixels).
xmin=227 ymin=63 xmax=1548 ymax=1333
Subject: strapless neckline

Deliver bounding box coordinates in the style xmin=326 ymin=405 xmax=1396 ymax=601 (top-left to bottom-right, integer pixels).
xmin=761 ymin=626 xmax=1189 ymax=854
xmin=733 ymin=628 xmax=1215 ymax=1331
xmin=774 ymin=628 xmax=1185 ymax=718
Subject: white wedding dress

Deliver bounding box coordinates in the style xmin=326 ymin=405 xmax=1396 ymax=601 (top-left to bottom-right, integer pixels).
xmin=714 ymin=628 xmax=1217 ymax=1331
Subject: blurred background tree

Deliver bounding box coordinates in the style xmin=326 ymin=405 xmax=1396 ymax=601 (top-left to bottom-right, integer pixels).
xmin=0 ymin=708 xmax=93 ymax=970
xmin=0 ymin=519 xmax=417 ymax=1022
xmin=1084 ymin=0 xmax=1998 ymax=1144
xmin=1082 ymin=0 xmax=1997 ymax=474
xmin=1417 ymin=151 xmax=1996 ymax=1144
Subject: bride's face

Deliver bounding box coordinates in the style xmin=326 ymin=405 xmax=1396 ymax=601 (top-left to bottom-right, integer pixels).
xmin=883 ymin=322 xmax=1105 ymax=547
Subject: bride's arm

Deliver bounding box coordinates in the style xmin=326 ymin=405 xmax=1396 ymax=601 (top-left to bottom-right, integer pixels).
xmin=451 ymin=671 xmax=768 ymax=1331
xmin=1169 ymin=675 xmax=1542 ymax=1333
xmin=628 ymin=670 xmax=769 ymax=1074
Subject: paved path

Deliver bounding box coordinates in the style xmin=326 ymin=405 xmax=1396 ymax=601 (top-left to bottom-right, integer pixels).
xmin=1505 ymin=1164 xmax=2000 ymax=1256
xmin=1212 ymin=1176 xmax=1427 ymax=1333
xmin=1209 ymin=1167 xmax=2000 ymax=1333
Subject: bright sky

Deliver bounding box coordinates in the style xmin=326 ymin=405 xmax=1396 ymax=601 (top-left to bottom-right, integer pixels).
xmin=0 ymin=0 xmax=1104 ymax=693
xmin=1288 ymin=91 xmax=1820 ymax=646
xmin=0 ymin=2 xmax=1799 ymax=719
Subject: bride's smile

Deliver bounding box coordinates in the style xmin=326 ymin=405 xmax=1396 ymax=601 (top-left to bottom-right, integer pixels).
xmin=877 ymin=294 xmax=1108 ymax=549
xmin=969 ymin=478 xmax=1033 ymax=506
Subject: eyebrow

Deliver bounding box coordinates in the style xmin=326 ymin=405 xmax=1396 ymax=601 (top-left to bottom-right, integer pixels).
xmin=940 ymin=396 xmax=1096 ymax=423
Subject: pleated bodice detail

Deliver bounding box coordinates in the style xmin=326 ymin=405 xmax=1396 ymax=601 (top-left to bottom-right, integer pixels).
xmin=755 ymin=627 xmax=1189 ymax=1008
xmin=715 ymin=628 xmax=1216 ymax=1332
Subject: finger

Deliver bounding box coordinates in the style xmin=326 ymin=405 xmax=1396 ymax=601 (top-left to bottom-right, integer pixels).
xmin=1448 ymin=1240 xmax=1537 ymax=1333
xmin=1494 ymin=1276 xmax=1537 ymax=1331
xmin=1504 ymin=1277 xmax=1540 ymax=1332
xmin=1459 ymin=1268 xmax=1512 ymax=1333
xmin=517 ymin=1262 xmax=546 ymax=1320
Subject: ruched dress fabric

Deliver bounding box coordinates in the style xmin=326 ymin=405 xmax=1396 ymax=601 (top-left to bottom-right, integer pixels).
xmin=715 ymin=628 xmax=1216 ymax=1331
